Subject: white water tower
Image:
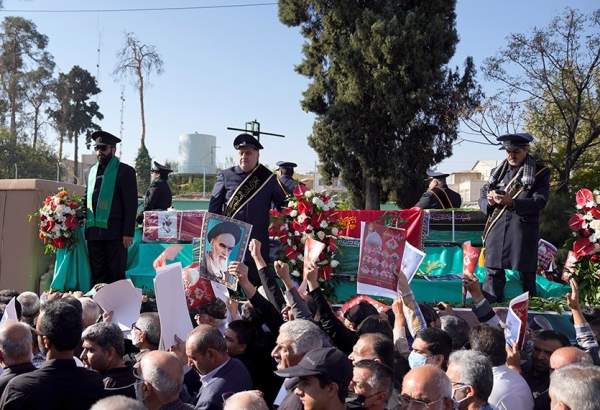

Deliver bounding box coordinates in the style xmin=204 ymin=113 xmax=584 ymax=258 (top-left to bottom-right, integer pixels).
xmin=178 ymin=132 xmax=217 ymax=175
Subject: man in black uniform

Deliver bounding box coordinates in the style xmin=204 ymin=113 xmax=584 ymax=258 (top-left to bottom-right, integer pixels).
xmin=276 ymin=161 xmax=302 ymax=196
xmin=479 ymin=133 xmax=550 ymax=302
xmin=209 ymin=134 xmax=287 ymax=284
xmin=136 ymin=161 xmax=173 ymax=224
xmin=414 ymin=170 xmax=462 ymax=209
xmin=85 ymin=130 xmax=138 ymax=286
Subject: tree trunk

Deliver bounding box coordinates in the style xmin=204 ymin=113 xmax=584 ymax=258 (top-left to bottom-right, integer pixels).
xmin=138 ymin=71 xmax=146 ymax=148
xmin=364 ymin=175 xmax=380 ymax=210
xmin=58 ymin=133 xmax=64 ymax=160
xmin=73 ymin=132 xmax=79 ymax=184
xmin=32 ymin=105 xmax=40 ymax=150
xmin=9 ymin=78 xmax=17 ymax=145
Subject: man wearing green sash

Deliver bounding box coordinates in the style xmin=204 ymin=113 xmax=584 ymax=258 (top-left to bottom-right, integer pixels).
xmin=85 ymin=130 xmax=138 ymax=285
xmin=209 ymin=133 xmax=287 ymax=285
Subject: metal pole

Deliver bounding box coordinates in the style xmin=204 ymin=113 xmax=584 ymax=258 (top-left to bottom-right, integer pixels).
xmin=14 ymin=164 xmax=17 ymax=179
xmin=203 ymin=167 xmax=206 ymax=197
xmin=56 ymin=162 xmax=60 ymax=181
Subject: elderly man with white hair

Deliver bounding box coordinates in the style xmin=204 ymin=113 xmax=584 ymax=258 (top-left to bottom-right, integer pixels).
xmin=137 ymin=350 xmax=193 ymax=410
xmin=271 ymin=319 xmax=327 ymax=410
xmin=16 ymin=291 xmax=39 ymax=327
xmin=549 ymin=364 xmax=600 ymax=410
xmin=446 ymin=350 xmax=495 ymax=410
xmin=0 ymin=322 xmax=35 ymax=396
xmin=224 ymin=390 xmax=269 ymax=410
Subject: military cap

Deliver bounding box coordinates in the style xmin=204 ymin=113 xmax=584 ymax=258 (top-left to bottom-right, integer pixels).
xmin=207 ymin=221 xmax=242 ymax=243
xmin=90 ymin=130 xmax=121 ymax=147
xmin=233 ymin=133 xmax=263 ymax=150
xmin=425 ymin=169 xmax=450 ymax=181
xmin=276 ymin=161 xmax=298 ymax=168
xmin=151 ymin=161 xmax=173 ymax=173
xmin=497 ymin=133 xmax=534 ymax=151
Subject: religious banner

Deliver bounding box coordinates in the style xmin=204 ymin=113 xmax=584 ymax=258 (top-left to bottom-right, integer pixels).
xmin=195 ymin=213 xmax=252 ymax=290
xmin=142 ymin=210 xmax=205 ymax=243
xmin=336 ymin=208 xmax=423 ymax=249
xmin=357 ymin=222 xmax=406 ymax=299
xmin=462 ymin=241 xmax=481 ymax=275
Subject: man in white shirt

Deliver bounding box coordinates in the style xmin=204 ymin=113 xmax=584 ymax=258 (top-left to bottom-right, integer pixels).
xmin=469 ymin=324 xmax=534 ymax=410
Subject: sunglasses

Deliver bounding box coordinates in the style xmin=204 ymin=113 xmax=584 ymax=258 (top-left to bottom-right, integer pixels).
xmin=94 ymin=145 xmax=110 ymax=151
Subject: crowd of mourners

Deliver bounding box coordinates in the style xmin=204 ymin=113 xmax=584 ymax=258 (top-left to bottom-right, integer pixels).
xmin=0 ymin=242 xmax=598 ymax=410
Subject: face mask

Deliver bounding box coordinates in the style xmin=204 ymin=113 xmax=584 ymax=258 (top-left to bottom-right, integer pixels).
xmin=452 ymin=385 xmax=470 ymax=407
xmin=345 ymin=394 xmax=366 ymax=409
xmin=408 ymin=351 xmax=428 ymax=369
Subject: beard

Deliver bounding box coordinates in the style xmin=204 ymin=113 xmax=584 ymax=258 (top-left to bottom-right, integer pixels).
xmin=98 ymin=152 xmax=113 ymax=166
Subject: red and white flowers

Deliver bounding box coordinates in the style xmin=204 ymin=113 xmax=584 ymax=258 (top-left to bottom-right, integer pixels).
xmin=33 ymin=188 xmax=82 ymax=254
xmin=269 ymin=185 xmax=340 ymax=280
xmin=565 ymin=188 xmax=600 ymax=306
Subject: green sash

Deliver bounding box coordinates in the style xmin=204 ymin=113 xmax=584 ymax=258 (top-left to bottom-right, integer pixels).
xmin=86 ymin=156 xmax=119 ymax=229
xmin=225 ymin=164 xmax=274 ymax=218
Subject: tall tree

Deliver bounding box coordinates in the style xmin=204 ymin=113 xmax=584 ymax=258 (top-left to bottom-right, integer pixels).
xmin=482 ymin=8 xmax=600 ymax=193
xmin=0 ymin=16 xmax=52 ymax=145
xmin=24 ymin=61 xmax=55 ymax=149
xmin=48 ymin=66 xmax=103 ymax=182
xmin=113 ymin=32 xmax=163 ymax=149
xmin=279 ymin=0 xmax=479 ymax=209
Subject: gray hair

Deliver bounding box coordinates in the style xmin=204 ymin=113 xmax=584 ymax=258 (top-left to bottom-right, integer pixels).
xmin=17 ymin=292 xmax=40 ymax=318
xmin=189 ymin=324 xmax=227 ymax=354
xmin=353 ymin=359 xmax=393 ymax=396
xmin=549 ymin=364 xmax=600 ymax=410
xmin=82 ymin=322 xmax=125 ymax=357
xmin=224 ymin=391 xmax=269 ymax=410
xmin=278 ymin=319 xmax=325 ymax=355
xmin=136 ymin=312 xmax=161 ymax=346
xmin=90 ymin=395 xmax=146 ymax=410
xmin=142 ymin=361 xmax=183 ymax=399
xmin=0 ymin=322 xmax=32 ymax=361
xmin=79 ymin=297 xmax=102 ymax=328
xmin=448 ymin=350 xmax=494 ymax=401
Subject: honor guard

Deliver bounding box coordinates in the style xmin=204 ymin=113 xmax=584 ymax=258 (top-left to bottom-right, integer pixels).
xmin=136 ymin=161 xmax=173 ymax=224
xmin=415 ymin=170 xmax=462 ymax=209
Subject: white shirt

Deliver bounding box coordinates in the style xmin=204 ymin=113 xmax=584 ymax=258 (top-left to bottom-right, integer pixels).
xmin=488 ymin=365 xmax=534 ymax=410
xmin=199 ymin=358 xmax=230 ymax=385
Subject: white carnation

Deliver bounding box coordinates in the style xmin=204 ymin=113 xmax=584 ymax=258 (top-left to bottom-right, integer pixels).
xmin=288 ymin=201 xmax=295 ymax=208
xmin=304 ymin=190 xmax=314 ymax=198
xmin=317 ymin=231 xmax=326 ymax=240
xmin=298 ymin=254 xmax=304 ymax=261
xmin=297 ymin=214 xmax=308 ymax=223
xmin=291 ymin=270 xmax=300 ymax=277
xmin=590 ymin=219 xmax=600 ymax=232
xmin=331 ymin=227 xmax=339 ymax=236
xmin=320 ymin=221 xmax=328 ymax=228
xmin=330 ymin=260 xmax=339 ymax=268
xmin=290 ymin=210 xmax=298 ymax=217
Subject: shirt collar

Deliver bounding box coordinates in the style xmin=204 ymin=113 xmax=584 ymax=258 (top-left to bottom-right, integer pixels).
xmin=199 ymin=358 xmax=230 ymax=384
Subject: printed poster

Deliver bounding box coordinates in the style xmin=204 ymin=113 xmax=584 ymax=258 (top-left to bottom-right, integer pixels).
xmin=504 ymin=291 xmax=529 ymax=350
xmin=195 ymin=212 xmax=252 ymax=290
xmin=357 ymin=222 xmax=406 ymax=299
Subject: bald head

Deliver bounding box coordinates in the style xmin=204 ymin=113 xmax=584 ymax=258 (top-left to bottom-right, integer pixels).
xmin=550 ymin=346 xmax=592 ymax=370
xmin=402 ymin=365 xmax=452 ymax=409
xmin=0 ymin=321 xmax=32 ymax=365
xmin=224 ymin=391 xmax=269 ymax=410
xmin=79 ymin=297 xmax=102 ymax=328
xmin=140 ymin=351 xmax=184 ymax=401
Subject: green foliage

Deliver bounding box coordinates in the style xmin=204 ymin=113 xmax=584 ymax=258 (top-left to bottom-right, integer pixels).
xmin=279 ymin=0 xmax=480 ymax=209
xmin=486 ymin=8 xmax=600 ymax=193
xmin=571 ymin=257 xmax=600 ymax=307
xmin=135 ymin=144 xmax=152 ymax=194
xmin=539 ymin=191 xmax=575 ymax=249
xmin=169 ymin=174 xmax=217 ymax=196
xmin=0 ymin=127 xmax=57 ymax=179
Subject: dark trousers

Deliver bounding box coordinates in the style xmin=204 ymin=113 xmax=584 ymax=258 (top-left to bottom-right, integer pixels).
xmin=483 ymin=268 xmax=537 ymax=303
xmin=88 ymin=239 xmax=127 ymax=285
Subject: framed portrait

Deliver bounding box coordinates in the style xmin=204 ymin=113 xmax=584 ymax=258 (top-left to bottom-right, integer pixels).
xmin=195 ymin=213 xmax=252 ymax=290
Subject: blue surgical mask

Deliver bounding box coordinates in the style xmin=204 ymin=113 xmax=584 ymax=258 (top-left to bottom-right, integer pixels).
xmin=408 ymin=351 xmax=428 ymax=369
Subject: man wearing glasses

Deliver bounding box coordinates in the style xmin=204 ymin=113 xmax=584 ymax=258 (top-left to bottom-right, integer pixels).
xmin=400 ymin=365 xmax=453 ymax=410
xmin=85 ymin=130 xmax=138 ymax=286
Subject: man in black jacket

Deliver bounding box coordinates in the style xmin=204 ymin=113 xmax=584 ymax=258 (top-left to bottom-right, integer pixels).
xmin=136 ymin=161 xmax=173 ymax=224
xmin=0 ymin=300 xmax=105 ymax=409
xmin=85 ymin=130 xmax=138 ymax=285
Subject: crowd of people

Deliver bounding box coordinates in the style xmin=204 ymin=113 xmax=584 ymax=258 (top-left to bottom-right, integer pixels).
xmin=0 ymin=240 xmax=598 ymax=410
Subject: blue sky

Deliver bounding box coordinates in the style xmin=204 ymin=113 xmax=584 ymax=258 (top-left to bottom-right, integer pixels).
xmin=2 ymin=0 xmax=597 ymax=174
